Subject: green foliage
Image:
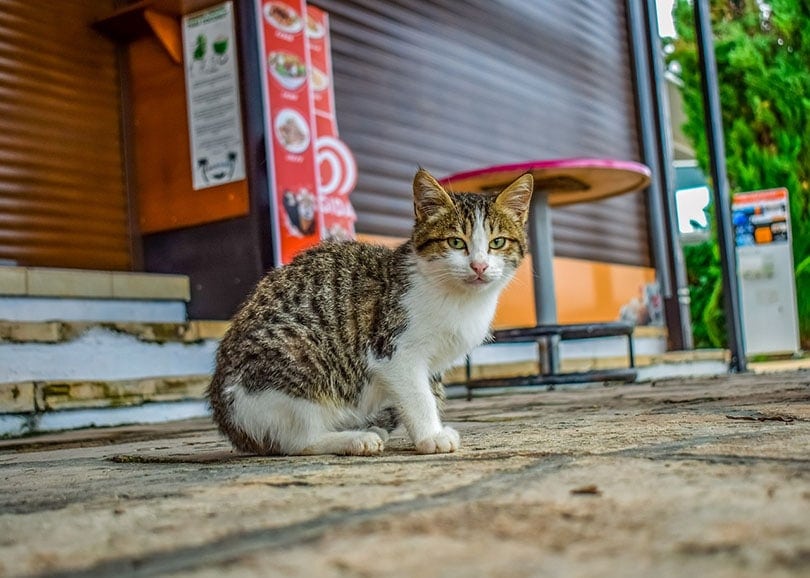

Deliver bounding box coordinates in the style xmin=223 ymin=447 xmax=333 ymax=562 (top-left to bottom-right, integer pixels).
xmin=682 ymin=241 xmax=723 ymax=347
xmin=670 ymin=0 xmax=810 ymax=348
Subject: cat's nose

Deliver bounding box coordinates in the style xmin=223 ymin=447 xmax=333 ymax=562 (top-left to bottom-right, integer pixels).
xmin=470 ymin=261 xmax=489 ymax=276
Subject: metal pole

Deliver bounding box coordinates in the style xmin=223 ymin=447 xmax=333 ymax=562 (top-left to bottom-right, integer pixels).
xmin=693 ymin=0 xmax=747 ymax=372
xmin=643 ymin=0 xmax=693 ymax=350
xmin=625 ymin=0 xmax=685 ymax=347
xmin=527 ymin=190 xmax=560 ymax=375
xmin=527 ymin=191 xmax=557 ymax=326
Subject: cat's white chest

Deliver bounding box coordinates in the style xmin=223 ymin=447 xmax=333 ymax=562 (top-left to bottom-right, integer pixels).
xmin=401 ymin=276 xmax=499 ymax=373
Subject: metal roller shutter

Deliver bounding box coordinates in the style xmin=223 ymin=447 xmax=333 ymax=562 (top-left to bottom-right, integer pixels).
xmin=311 ymin=0 xmax=650 ymax=266
xmin=0 ymin=0 xmax=131 ymax=270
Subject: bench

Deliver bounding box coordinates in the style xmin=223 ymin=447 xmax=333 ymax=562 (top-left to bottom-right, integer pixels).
xmin=464 ymin=322 xmax=637 ymax=398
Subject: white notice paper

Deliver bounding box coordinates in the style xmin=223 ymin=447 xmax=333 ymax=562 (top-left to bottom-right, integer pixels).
xmin=183 ymin=2 xmax=246 ymax=190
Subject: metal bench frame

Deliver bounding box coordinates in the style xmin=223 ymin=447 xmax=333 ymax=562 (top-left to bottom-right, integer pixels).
xmin=464 ymin=322 xmax=637 ymax=399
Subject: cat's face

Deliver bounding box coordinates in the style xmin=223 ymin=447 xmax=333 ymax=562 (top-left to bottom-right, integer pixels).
xmin=410 ymin=169 xmax=533 ymax=291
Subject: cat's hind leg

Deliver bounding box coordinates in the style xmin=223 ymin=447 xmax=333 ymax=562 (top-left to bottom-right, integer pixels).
xmin=228 ymin=385 xmax=384 ymax=456
xmin=301 ymin=431 xmax=384 ymax=456
xmin=365 ymin=406 xmax=400 ymax=442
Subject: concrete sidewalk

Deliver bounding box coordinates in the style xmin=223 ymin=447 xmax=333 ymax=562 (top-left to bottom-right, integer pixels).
xmin=1 ymin=370 xmax=808 ymax=578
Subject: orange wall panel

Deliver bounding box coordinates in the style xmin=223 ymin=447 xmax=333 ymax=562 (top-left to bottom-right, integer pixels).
xmin=129 ymin=35 xmax=248 ymax=234
xmin=494 ymin=256 xmax=656 ymax=329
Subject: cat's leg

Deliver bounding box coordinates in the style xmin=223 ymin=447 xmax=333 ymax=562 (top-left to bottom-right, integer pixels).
xmin=366 ymin=406 xmax=400 ymax=441
xmin=372 ymin=361 xmax=459 ymax=454
xmin=405 ymin=385 xmax=458 ymax=454
xmin=300 ymin=431 xmax=384 ymax=456
xmin=429 ymin=374 xmax=446 ymax=412
xmin=228 ymin=385 xmax=384 ymax=456
xmin=356 ymin=380 xmax=399 ymax=442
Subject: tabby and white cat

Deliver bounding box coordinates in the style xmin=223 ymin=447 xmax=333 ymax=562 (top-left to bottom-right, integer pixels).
xmin=208 ymin=168 xmax=533 ymax=455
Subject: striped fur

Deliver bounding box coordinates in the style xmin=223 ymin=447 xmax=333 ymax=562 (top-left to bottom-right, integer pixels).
xmin=208 ymin=168 xmax=533 ymax=455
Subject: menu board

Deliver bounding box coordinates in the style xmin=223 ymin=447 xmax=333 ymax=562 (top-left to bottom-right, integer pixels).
xmin=256 ymin=0 xmax=359 ymax=265
xmin=307 ymin=5 xmax=357 ymax=241
xmin=182 ymin=2 xmax=246 ymax=190
xmin=256 ymin=0 xmax=322 ymax=264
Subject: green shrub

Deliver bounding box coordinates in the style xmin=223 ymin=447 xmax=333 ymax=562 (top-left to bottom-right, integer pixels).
xmin=670 ymin=0 xmax=810 ymax=349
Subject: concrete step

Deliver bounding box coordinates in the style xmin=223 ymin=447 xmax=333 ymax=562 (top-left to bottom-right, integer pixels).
xmin=0 ymin=266 xmax=190 ymax=322
xmin=0 ymin=321 xmax=662 ymax=384
xmin=1 ymin=374 xmax=209 ymax=413
xmin=0 ymin=320 xmax=228 ymax=384
xmin=0 ymin=348 xmax=727 ymax=437
xmin=0 ymin=374 xmax=210 ymax=437
xmin=462 ymin=325 xmax=669 ymax=372
xmin=0 ymin=319 xmax=732 ymax=437
xmin=445 ymin=347 xmax=729 ymax=384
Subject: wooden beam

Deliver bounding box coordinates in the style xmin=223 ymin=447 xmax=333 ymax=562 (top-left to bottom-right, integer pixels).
xmin=144 ymin=9 xmax=183 ymax=65
xmin=94 ymin=3 xmax=183 ymax=66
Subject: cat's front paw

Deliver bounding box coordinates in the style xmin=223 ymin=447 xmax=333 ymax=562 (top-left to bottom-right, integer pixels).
xmin=415 ymin=426 xmax=460 ymax=454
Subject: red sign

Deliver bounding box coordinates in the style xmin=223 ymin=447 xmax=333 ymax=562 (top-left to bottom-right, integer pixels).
xmin=305 ymin=5 xmax=336 ymax=137
xmin=307 ymin=5 xmax=357 ymax=241
xmin=256 ymin=0 xmax=321 ymax=265
xmin=732 ymin=188 xmax=788 ymax=206
xmin=256 ymin=0 xmax=357 ymax=265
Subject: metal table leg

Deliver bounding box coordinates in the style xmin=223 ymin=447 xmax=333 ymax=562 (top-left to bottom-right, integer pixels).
xmin=527 ymin=189 xmax=560 ymax=374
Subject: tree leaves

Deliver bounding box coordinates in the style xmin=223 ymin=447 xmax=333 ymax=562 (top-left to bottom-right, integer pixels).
xmin=669 ymin=0 xmax=810 ymax=348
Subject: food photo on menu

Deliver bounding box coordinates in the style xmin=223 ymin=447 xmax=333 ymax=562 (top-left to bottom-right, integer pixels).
xmin=306 ymin=13 xmax=324 ymax=38
xmin=268 ymin=51 xmax=307 ymax=90
xmin=264 ymin=1 xmax=303 ymax=33
xmin=282 ymin=188 xmax=317 ymax=236
xmin=274 ymin=108 xmax=310 ymax=154
xmin=309 ymin=66 xmax=329 ymax=91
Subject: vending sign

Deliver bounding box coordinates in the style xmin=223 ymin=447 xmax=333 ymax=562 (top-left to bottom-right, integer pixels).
xmin=256 ymin=0 xmax=357 ymax=265
xmin=732 ymin=188 xmax=800 ymax=355
xmin=732 ymin=188 xmax=790 ymax=247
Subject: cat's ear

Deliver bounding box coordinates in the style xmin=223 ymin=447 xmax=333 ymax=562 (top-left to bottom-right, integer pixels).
xmin=495 ymin=172 xmax=533 ymax=225
xmin=413 ymin=168 xmax=454 ymax=220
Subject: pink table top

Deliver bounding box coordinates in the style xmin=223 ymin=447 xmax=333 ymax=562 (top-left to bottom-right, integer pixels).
xmin=440 ymin=158 xmax=652 ymax=207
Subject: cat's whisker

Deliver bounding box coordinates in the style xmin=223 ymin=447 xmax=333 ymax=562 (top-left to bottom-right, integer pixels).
xmin=507 ymin=274 xmax=531 ymax=289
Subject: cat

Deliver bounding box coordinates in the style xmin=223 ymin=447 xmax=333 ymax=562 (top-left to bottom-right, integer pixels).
xmin=207 ymin=168 xmax=533 ymax=456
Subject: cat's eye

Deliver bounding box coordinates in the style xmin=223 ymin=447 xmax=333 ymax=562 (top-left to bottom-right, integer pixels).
xmin=489 ymin=237 xmax=507 ymax=250
xmin=447 ymin=237 xmax=467 ymax=250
